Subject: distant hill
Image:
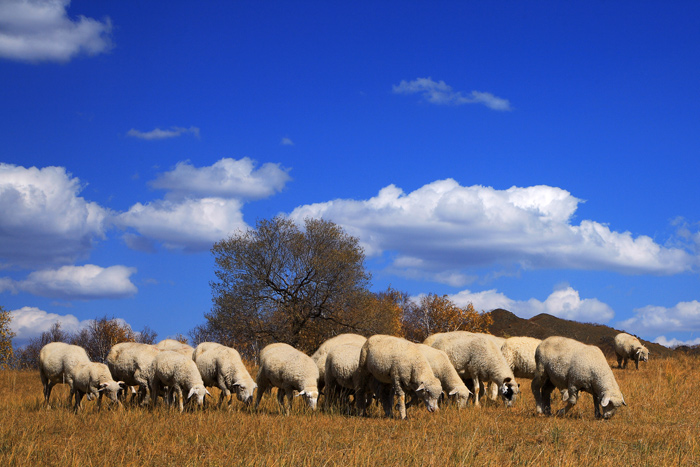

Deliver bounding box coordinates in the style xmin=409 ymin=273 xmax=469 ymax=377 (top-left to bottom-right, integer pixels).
xmin=487 ymin=308 xmax=672 ymax=358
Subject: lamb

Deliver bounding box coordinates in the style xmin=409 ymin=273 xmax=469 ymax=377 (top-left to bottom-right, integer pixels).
xmin=323 ymin=343 xmax=364 ymax=411
xmin=500 ymin=336 xmax=542 ymax=379
xmin=193 ymin=342 xmax=257 ymax=407
xmin=151 ymin=350 xmax=210 ymax=412
xmin=531 ymin=336 xmax=626 ymax=419
xmin=106 ymin=342 xmax=162 ymax=405
xmin=430 ymin=333 xmax=519 ymax=407
xmin=311 ymin=333 xmax=367 ymax=389
xmin=614 ymin=332 xmax=649 ymax=370
xmin=416 ymin=344 xmax=471 ymax=408
xmin=255 ymin=343 xmax=320 ymax=414
xmin=355 ymin=335 xmax=442 ymax=419
xmin=39 ymin=342 xmax=91 ymax=408
xmin=71 ymin=361 xmax=127 ymax=412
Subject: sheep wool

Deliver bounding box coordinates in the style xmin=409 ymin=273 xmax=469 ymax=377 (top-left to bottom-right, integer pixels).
xmin=311 ymin=333 xmax=367 ymax=388
xmin=193 ymin=342 xmax=257 ymax=407
xmin=151 ymin=350 xmax=210 ymax=412
xmin=106 ymin=342 xmax=162 ymax=405
xmin=500 ymin=336 xmax=542 ymax=379
xmin=614 ymin=333 xmax=649 ymax=370
xmin=39 ymin=342 xmax=91 ymax=408
xmin=416 ymin=344 xmax=471 ymax=408
xmin=71 ymin=362 xmax=126 ymax=412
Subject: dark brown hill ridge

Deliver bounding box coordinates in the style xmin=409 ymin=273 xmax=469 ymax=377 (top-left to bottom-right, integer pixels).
xmin=487 ymin=308 xmax=672 ymax=358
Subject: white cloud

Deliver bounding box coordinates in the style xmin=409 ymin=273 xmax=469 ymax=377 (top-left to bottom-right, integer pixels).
xmin=116 ymin=197 xmax=248 ymax=251
xmin=127 ymin=126 xmax=200 ymax=140
xmin=0 ymin=0 xmax=112 ymax=63
xmin=150 ymin=157 xmax=291 ymax=201
xmin=5 ymin=264 xmax=137 ymax=300
xmin=393 ymin=77 xmax=512 ymax=111
xmin=449 ymin=286 xmax=615 ymax=323
xmin=289 ymin=179 xmax=695 ymax=278
xmin=10 ymin=306 xmax=90 ymax=342
xmin=619 ymin=300 xmax=700 ymax=337
xmin=280 ymin=137 xmax=294 ymax=146
xmin=0 ymin=164 xmax=109 ymax=268
xmin=654 ymin=336 xmax=700 ymax=348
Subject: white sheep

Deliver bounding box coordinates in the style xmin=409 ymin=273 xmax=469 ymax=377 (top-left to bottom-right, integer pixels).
xmin=500 ymin=336 xmax=542 ymax=379
xmin=532 ymin=336 xmax=626 ymax=419
xmin=106 ymin=342 xmax=162 ymax=406
xmin=311 ymin=333 xmax=367 ymax=388
xmin=151 ymin=350 xmax=211 ymax=412
xmin=255 ymin=343 xmax=320 ymax=414
xmin=155 ymin=338 xmax=194 ymax=356
xmin=430 ymin=333 xmax=519 ymax=407
xmin=39 ymin=342 xmax=91 ymax=408
xmin=416 ymin=344 xmax=471 ymax=408
xmin=193 ymin=342 xmax=257 ymax=407
xmin=356 ymin=335 xmax=442 ymax=419
xmin=323 ymin=343 xmax=364 ymax=411
xmin=614 ymin=332 xmax=649 ymax=370
xmin=71 ymin=361 xmax=126 ymax=412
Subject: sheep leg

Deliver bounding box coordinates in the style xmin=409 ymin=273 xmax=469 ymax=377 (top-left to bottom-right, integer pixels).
xmin=616 ymin=354 xmax=623 ymax=369
xmin=622 ymin=357 xmax=628 ymax=369
xmin=150 ymin=380 xmax=161 ymax=409
xmin=531 ymin=376 xmax=545 ymax=415
xmin=174 ymin=386 xmax=184 ymax=412
xmin=635 ymin=356 xmax=640 ymax=370
xmin=73 ymin=390 xmax=84 ymax=413
xmin=556 ymin=386 xmax=578 ymax=417
xmin=472 ymin=376 xmax=481 ymax=407
xmin=540 ymin=379 xmax=555 ymax=416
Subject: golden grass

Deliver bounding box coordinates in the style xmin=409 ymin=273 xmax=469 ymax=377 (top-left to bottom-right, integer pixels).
xmin=1 ymin=355 xmax=699 ymax=466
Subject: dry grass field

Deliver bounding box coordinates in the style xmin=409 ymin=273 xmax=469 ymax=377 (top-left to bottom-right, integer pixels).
xmin=1 ymin=354 xmax=698 ymax=466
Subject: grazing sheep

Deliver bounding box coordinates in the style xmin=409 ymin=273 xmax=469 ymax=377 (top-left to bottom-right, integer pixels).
xmin=430 ymin=333 xmax=519 ymax=407
xmin=323 ymin=343 xmax=364 ymax=411
xmin=423 ymin=331 xmax=473 ymax=348
xmin=255 ymin=343 xmax=320 ymax=414
xmin=71 ymin=362 xmax=127 ymax=412
xmin=106 ymin=342 xmax=162 ymax=406
xmin=151 ymin=350 xmax=211 ymax=412
xmin=614 ymin=333 xmax=649 ymax=370
xmin=311 ymin=333 xmax=367 ymax=388
xmin=356 ymin=335 xmax=442 ymax=419
xmin=416 ymin=344 xmax=471 ymax=408
xmin=532 ymin=336 xmax=626 ymax=419
xmin=193 ymin=342 xmax=257 ymax=407
xmin=500 ymin=336 xmax=542 ymax=379
xmin=39 ymin=342 xmax=91 ymax=408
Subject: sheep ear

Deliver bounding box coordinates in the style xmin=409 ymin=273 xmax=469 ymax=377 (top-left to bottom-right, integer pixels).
xmin=98 ymin=383 xmax=108 ymax=392
xmin=416 ymin=383 xmax=426 ymax=393
xmin=296 ymin=390 xmax=306 ymax=397
xmin=205 ymin=389 xmax=212 ymax=397
xmin=503 ymin=377 xmax=512 ymax=383
xmin=118 ymin=381 xmax=127 ymax=390
xmin=187 ymin=388 xmax=197 ymax=400
xmin=601 ymin=395 xmax=610 ymax=407
xmin=448 ymin=388 xmax=459 ymax=396
xmin=622 ymin=396 xmax=627 ymax=406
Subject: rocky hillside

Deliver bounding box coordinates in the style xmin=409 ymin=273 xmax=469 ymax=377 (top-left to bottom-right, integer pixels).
xmin=487 ymin=308 xmax=672 ymax=358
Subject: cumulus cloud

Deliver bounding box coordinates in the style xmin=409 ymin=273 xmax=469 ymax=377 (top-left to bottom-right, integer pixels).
xmin=654 ymin=336 xmax=700 ymax=348
xmin=289 ymin=179 xmax=694 ymax=278
xmin=127 ymin=126 xmax=200 ymax=140
xmin=116 ymin=197 xmax=248 ymax=251
xmin=449 ymin=286 xmax=615 ymax=323
xmin=10 ymin=306 xmax=90 ymax=342
xmin=150 ymin=157 xmax=291 ymax=201
xmin=0 ymin=164 xmax=109 ymax=268
xmin=619 ymin=300 xmax=700 ymax=337
xmin=0 ymin=0 xmax=112 ymax=63
xmin=393 ymin=77 xmax=512 ymax=111
xmin=4 ymin=264 xmax=137 ymax=300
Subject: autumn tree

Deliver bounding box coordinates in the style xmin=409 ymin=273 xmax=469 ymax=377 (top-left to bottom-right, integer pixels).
xmin=402 ymin=294 xmax=493 ymax=342
xmin=206 ymin=216 xmax=371 ymax=355
xmin=0 ymin=306 xmax=16 ymax=370
xmin=13 ymin=321 xmax=70 ymax=370
xmin=70 ymin=316 xmax=136 ymax=363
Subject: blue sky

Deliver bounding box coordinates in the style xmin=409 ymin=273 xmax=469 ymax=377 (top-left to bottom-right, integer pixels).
xmin=2 ymin=0 xmax=699 ymax=347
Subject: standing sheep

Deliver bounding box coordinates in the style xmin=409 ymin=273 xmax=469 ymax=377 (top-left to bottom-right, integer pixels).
xmin=106 ymin=342 xmax=162 ymax=405
xmin=311 ymin=333 xmax=367 ymax=389
xmin=193 ymin=342 xmax=257 ymax=407
xmin=323 ymin=343 xmax=364 ymax=412
xmin=151 ymin=350 xmax=211 ymax=412
xmin=416 ymin=344 xmax=471 ymax=408
xmin=356 ymin=335 xmax=442 ymax=419
xmin=39 ymin=342 xmax=91 ymax=408
xmin=71 ymin=362 xmax=127 ymax=412
xmin=430 ymin=333 xmax=519 ymax=407
xmin=532 ymin=336 xmax=626 ymax=419
xmin=155 ymin=339 xmax=195 ymax=356
xmin=614 ymin=333 xmax=649 ymax=370
xmin=255 ymin=343 xmax=320 ymax=414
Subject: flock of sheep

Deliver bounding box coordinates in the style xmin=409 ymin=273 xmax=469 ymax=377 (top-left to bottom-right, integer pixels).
xmin=37 ymin=330 xmax=649 ymax=420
